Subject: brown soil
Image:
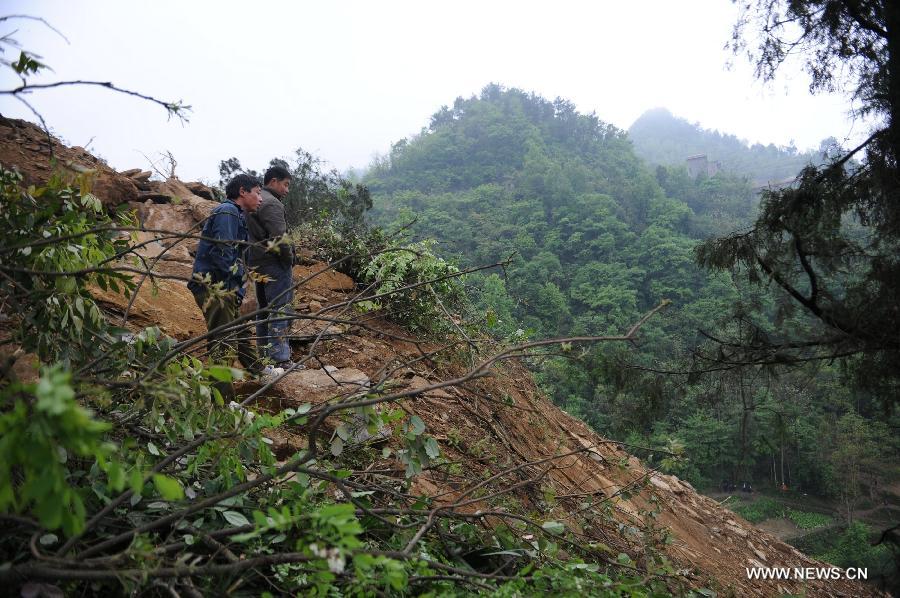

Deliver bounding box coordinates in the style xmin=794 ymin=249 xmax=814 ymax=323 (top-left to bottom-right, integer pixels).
xmin=756 ymin=518 xmax=804 ymax=541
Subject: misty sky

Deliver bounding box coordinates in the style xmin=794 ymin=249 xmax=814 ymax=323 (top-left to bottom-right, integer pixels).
xmin=0 ymin=1 xmax=868 ymax=183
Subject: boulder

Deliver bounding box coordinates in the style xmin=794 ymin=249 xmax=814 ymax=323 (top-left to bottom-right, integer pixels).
xmin=186 ymin=194 xmax=218 ymax=222
xmin=0 ymin=344 xmax=39 ymax=385
xmin=89 ymin=278 xmax=205 ymax=341
xmin=137 ymin=192 xmax=173 ymax=204
xmin=141 ymin=202 xmax=199 ymax=253
xmin=131 ymin=230 xmax=193 ymax=264
xmin=186 ymin=181 xmax=216 ymax=201
xmin=293 ymin=263 xmax=355 ymax=292
xmin=141 ymin=178 xmax=219 ymax=222
xmin=266 ymin=367 xmax=370 ymax=407
xmin=91 ymin=172 xmax=139 ymax=206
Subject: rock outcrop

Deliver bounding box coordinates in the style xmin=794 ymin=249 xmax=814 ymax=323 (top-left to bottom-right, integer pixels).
xmin=0 ymin=117 xmax=139 ymax=207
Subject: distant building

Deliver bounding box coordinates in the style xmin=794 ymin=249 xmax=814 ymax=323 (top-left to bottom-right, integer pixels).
xmin=686 ymin=154 xmax=721 ymax=178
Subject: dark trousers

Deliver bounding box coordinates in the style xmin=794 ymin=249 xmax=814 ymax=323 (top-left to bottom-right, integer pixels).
xmin=191 ymin=288 xmax=260 ymax=401
xmin=254 ymin=263 xmax=294 ymax=363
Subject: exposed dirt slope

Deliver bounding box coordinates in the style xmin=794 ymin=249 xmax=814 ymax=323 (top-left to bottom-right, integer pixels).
xmin=0 ymin=118 xmax=876 ymax=597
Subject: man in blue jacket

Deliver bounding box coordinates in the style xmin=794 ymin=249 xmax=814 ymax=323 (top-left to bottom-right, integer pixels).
xmin=188 ymin=173 xmax=263 ymax=397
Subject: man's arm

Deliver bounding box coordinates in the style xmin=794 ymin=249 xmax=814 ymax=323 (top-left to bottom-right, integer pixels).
xmin=207 ymin=207 xmax=243 ymax=283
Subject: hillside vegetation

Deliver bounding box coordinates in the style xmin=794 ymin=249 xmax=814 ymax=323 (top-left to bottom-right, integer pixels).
xmin=365 ymin=86 xmax=899 ymax=585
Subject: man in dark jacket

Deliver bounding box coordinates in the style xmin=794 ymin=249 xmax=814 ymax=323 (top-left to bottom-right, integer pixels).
xmin=188 ymin=173 xmax=263 ymax=398
xmin=247 ymin=166 xmax=298 ymax=370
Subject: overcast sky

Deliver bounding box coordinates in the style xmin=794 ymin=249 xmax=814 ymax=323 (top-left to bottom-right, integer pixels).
xmin=0 ymin=1 xmax=868 ymax=183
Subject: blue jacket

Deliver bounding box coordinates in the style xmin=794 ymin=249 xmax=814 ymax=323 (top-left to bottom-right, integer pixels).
xmin=188 ymin=200 xmax=249 ymax=301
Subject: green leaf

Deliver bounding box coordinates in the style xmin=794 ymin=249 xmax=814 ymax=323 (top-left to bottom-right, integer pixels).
xmin=152 ymin=474 xmax=184 ymax=501
xmin=409 ymin=415 xmax=426 ymax=436
xmin=541 ymin=521 xmax=565 ymax=535
xmin=107 ymin=461 xmax=126 ymax=491
xmin=147 ymin=442 xmax=161 ymax=456
xmin=423 ymin=437 xmax=440 ymax=459
xmin=208 ymin=365 xmax=234 ymax=382
xmin=222 ymin=510 xmax=250 ymax=526
xmin=129 ymin=469 xmax=145 ymax=494
xmin=330 ymin=437 xmax=344 ymax=456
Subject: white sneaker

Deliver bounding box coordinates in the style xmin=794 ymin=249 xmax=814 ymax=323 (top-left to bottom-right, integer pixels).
xmin=259 ymin=365 xmax=285 ymax=381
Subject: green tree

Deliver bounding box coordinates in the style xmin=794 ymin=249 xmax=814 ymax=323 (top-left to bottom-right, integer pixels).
xmin=218 ymin=150 xmax=372 ymax=229
xmin=828 ymin=413 xmax=880 ymax=522
xmin=698 ymin=0 xmax=900 ymax=403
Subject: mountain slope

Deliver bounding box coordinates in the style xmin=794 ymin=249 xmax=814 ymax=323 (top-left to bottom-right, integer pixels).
xmin=628 ymin=107 xmax=824 ymax=184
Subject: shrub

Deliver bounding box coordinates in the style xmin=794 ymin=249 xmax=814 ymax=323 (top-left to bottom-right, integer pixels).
xmin=360 ymin=239 xmax=468 ymax=335
xmin=817 ymin=522 xmax=893 ymax=572
xmin=291 ymin=217 xmax=388 ymax=280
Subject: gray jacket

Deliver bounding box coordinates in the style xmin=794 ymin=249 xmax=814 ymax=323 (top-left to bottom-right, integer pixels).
xmin=247 ymin=188 xmax=293 ymax=270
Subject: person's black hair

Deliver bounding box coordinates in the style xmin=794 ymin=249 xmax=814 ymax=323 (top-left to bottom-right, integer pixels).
xmin=263 ymin=166 xmax=292 ymax=185
xmin=225 ymin=173 xmax=260 ymax=200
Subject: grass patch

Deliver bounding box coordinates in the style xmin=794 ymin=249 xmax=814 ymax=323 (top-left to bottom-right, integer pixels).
xmin=732 ymin=497 xmax=782 ymax=523
xmin=786 ymin=508 xmax=831 ymax=530
xmin=731 ymin=497 xmax=831 ymax=529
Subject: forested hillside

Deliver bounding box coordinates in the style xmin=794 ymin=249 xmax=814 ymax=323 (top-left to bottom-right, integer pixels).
xmin=628 ymin=107 xmax=827 ymax=184
xmin=366 ymin=86 xmax=898 ymax=583
xmin=367 ymin=85 xmax=740 ymax=340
